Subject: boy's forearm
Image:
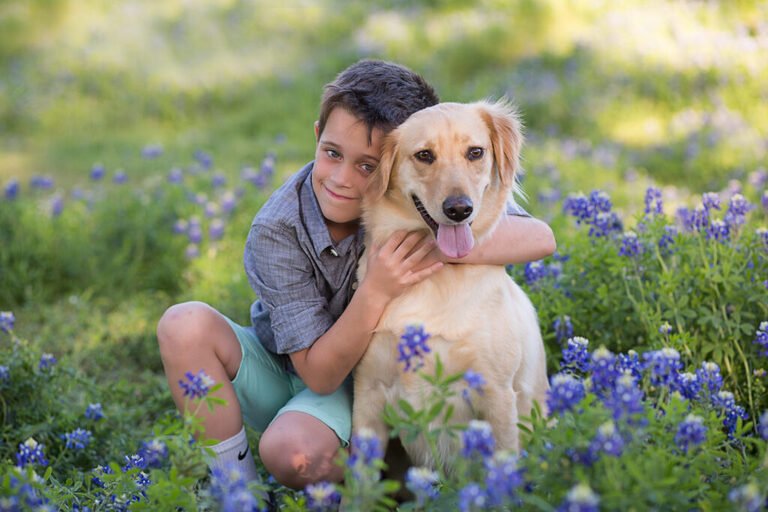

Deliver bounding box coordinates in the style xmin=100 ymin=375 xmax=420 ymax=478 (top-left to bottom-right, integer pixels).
xmin=289 ymin=283 xmax=388 ymax=395
xmin=446 ymin=215 xmax=556 ymax=265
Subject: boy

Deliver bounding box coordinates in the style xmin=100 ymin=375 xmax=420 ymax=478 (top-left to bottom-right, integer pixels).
xmin=157 ymin=60 xmax=556 ymax=490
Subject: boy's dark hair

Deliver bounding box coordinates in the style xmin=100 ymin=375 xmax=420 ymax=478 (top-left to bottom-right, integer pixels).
xmin=317 ymin=59 xmax=439 ymax=143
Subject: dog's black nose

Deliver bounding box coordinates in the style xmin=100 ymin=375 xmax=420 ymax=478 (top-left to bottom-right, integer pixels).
xmin=442 ymin=195 xmax=473 ymax=222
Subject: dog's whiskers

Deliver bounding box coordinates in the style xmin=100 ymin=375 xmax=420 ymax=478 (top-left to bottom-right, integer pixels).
xmin=411 ymin=195 xmax=439 ymax=234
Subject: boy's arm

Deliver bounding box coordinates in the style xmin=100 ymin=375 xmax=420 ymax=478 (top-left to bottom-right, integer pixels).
xmin=444 ymin=213 xmax=556 ymax=265
xmin=290 ymin=231 xmax=442 ymax=394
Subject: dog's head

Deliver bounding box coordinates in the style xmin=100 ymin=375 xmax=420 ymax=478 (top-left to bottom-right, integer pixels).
xmin=366 ymin=100 xmax=523 ymax=259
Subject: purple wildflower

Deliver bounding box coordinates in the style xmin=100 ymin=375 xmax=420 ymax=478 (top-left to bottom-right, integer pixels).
xmin=167 ymin=168 xmax=184 ymax=184
xmin=348 ymin=428 xmax=383 ymax=467
xmin=758 ymin=411 xmax=768 ymax=441
xmin=405 ymin=467 xmax=440 ymax=507
xmin=39 ymin=353 xmax=57 ymax=371
xmin=618 ymin=231 xmax=643 ymax=257
xmin=0 ymin=365 xmax=8 ymax=382
xmin=728 ymin=482 xmax=764 ymax=512
xmin=484 ymin=451 xmax=524 ymax=507
xmin=553 ymin=316 xmax=574 ymax=343
xmin=643 ymin=348 xmax=683 ymax=387
xmin=589 ymin=346 xmax=619 ymax=393
xmin=305 ymin=481 xmax=341 ymax=512
xmin=141 ymin=144 xmax=164 ymax=159
xmin=588 ymin=421 xmax=624 ymax=458
xmin=561 ymin=337 xmax=590 ymax=373
xmin=677 ymin=372 xmax=701 ymax=400
xmin=674 ymin=414 xmax=707 ymax=454
xmin=754 ymin=321 xmax=768 ymax=357
xmin=547 ymin=373 xmax=586 ymax=414
xmin=178 ymin=370 xmax=215 ymax=399
xmin=659 ymin=322 xmax=673 ymax=335
xmin=658 ymin=225 xmax=677 ymax=253
xmin=458 ymin=483 xmax=488 ymax=512
xmin=706 ymin=219 xmax=730 ymax=242
xmin=85 ymin=403 xmax=104 ymax=421
xmin=62 ymin=428 xmax=92 ymax=450
xmin=139 ymin=439 xmax=168 ymax=468
xmin=696 ymin=362 xmax=724 ymax=396
xmin=113 ymin=170 xmax=127 ymax=184
xmin=724 ymin=193 xmax=751 ymax=228
xmin=558 ymin=483 xmax=600 ymax=512
xmin=462 ymin=370 xmax=486 ymax=403
xmin=4 ymin=179 xmax=19 ymax=199
xmin=0 ymin=311 xmax=15 ymax=333
xmin=603 ymin=372 xmax=645 ymax=422
xmin=617 ymin=350 xmax=644 ymax=380
xmin=209 ymin=219 xmax=225 ymax=241
xmin=194 ymin=150 xmax=213 ymax=170
xmin=90 ymin=164 xmax=105 ymax=181
xmin=524 ymin=261 xmax=549 ymax=285
xmin=16 ymin=438 xmax=48 ymax=467
xmin=702 ymin=192 xmax=721 ymax=212
xmin=461 ymin=420 xmax=495 ymax=459
xmin=644 ymin=186 xmax=663 ymax=215
xmin=185 ymin=244 xmax=200 ymax=259
xmin=397 ymin=325 xmax=431 ymax=372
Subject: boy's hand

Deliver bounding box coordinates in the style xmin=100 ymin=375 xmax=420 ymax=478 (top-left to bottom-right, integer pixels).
xmin=362 ymin=230 xmax=444 ymax=303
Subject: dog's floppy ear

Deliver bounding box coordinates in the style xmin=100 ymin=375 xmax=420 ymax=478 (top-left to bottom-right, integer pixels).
xmin=366 ymin=130 xmax=399 ymax=200
xmin=479 ymin=99 xmax=523 ymax=186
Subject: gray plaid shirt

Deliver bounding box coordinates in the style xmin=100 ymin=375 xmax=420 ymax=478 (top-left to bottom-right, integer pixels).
xmin=245 ymin=161 xmax=529 ymax=362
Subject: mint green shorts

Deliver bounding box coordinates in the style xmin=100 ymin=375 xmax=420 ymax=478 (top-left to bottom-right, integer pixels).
xmin=224 ymin=317 xmax=352 ymax=446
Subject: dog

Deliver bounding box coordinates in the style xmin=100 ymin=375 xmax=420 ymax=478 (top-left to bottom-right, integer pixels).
xmin=352 ymin=100 xmax=549 ymax=471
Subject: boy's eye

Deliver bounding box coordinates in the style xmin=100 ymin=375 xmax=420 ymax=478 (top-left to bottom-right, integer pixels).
xmin=361 ymin=163 xmax=376 ymax=174
xmin=326 ymin=149 xmax=341 ymax=159
xmin=414 ymin=150 xmax=435 ymax=164
xmin=467 ymin=147 xmax=484 ymax=161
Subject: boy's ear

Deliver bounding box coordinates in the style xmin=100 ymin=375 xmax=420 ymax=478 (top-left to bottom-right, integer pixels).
xmin=366 ymin=131 xmax=398 ymax=200
xmin=314 ymin=121 xmax=320 ymax=142
xmin=478 ymin=99 xmax=523 ymax=186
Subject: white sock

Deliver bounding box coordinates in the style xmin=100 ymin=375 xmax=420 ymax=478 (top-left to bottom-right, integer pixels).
xmin=206 ymin=426 xmax=260 ymax=483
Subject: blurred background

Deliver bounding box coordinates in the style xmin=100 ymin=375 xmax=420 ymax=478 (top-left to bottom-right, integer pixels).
xmin=1 ymin=0 xmax=766 ymax=374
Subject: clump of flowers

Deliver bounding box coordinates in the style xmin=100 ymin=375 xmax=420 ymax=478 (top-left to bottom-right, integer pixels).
xmin=179 ymin=369 xmax=215 ymax=399
xmin=0 ymin=311 xmax=15 ymax=333
xmin=405 ymin=467 xmax=440 ymax=507
xmin=398 ymin=324 xmax=432 ymax=372
xmin=674 ymin=414 xmax=707 ymax=454
xmin=305 ymin=481 xmax=341 ymax=512
xmin=16 ymin=438 xmax=48 ymax=468
xmin=61 ymin=428 xmax=93 ymax=450
xmin=85 ymin=403 xmax=104 ymax=421
xmin=547 ymin=373 xmax=586 ymax=414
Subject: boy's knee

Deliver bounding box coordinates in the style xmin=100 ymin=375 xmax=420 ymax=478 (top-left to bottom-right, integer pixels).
xmin=157 ymin=301 xmax=217 ymax=353
xmin=258 ymin=431 xmax=343 ymax=489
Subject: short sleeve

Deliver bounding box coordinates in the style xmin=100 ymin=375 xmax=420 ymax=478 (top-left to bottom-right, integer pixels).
xmin=506 ymin=199 xmax=531 ymax=217
xmin=244 ymin=222 xmax=334 ymax=354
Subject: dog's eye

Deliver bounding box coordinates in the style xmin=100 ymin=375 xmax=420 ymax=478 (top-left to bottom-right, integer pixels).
xmin=414 ymin=150 xmax=435 ymax=164
xmin=467 ymin=147 xmax=485 ymax=161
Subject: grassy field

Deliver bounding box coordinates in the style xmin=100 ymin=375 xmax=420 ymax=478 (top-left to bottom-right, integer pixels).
xmin=1 ymin=0 xmax=767 ymax=509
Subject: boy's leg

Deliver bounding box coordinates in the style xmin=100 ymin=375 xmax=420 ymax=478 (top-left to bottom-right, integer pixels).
xmin=259 ymin=380 xmax=352 ymax=489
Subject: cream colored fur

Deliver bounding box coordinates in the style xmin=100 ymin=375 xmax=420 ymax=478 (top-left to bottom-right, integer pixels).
xmin=353 ymin=100 xmax=549 ymax=470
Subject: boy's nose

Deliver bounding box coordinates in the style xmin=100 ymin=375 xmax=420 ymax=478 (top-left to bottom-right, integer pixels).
xmin=333 ymin=162 xmax=356 ymax=187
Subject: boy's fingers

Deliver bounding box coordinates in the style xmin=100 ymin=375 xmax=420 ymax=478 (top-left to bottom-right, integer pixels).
xmin=393 ymin=231 xmax=428 ymax=259
xmin=380 ymin=230 xmax=409 ymax=254
xmin=406 ymin=261 xmax=444 ymax=284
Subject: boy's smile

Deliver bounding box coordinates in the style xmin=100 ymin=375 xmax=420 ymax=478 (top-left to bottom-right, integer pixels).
xmin=312 ymin=107 xmax=384 ymax=242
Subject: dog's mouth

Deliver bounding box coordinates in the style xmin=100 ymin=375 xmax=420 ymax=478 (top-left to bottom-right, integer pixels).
xmin=412 ymin=194 xmax=475 ymax=259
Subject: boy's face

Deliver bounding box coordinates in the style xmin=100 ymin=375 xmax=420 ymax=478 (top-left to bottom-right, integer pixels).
xmin=312 ymin=107 xmax=384 ymax=236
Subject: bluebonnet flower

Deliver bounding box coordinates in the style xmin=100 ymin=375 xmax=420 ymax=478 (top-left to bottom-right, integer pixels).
xmin=677 ymin=372 xmax=701 ymax=400
xmin=0 ymin=311 xmax=14 ymax=332
xmin=711 ymin=391 xmax=749 ymax=434
xmin=658 ymin=322 xmax=673 ymax=335
xmin=210 ymin=464 xmax=263 ymax=512
xmin=644 ymin=186 xmax=663 ymax=215
xmin=724 ymin=193 xmax=751 ymax=228
xmin=547 ymin=373 xmax=586 ymax=414
xmin=553 ymin=315 xmax=574 ymax=343
xmin=194 ymin=150 xmax=213 ymax=170
xmin=759 ymin=411 xmax=768 ymax=441
xmin=558 ymin=483 xmax=600 ymax=512
xmin=204 ymin=201 xmax=219 ymax=218
xmin=616 ymin=350 xmax=643 ymax=380
xmin=678 ymin=205 xmax=709 ymax=233
xmin=39 ymin=353 xmax=57 ymax=371
xmin=484 ymin=451 xmax=524 ymax=507
xmin=702 ymin=192 xmax=721 ymax=212
xmin=91 ymin=464 xmax=113 ymax=488
xmin=141 ymin=144 xmax=164 ymax=159
xmin=728 ymin=482 xmax=764 ymax=512
xmin=618 ymin=231 xmax=642 ymax=257
xmin=589 ymin=346 xmax=619 ymax=393
xmin=62 ymin=428 xmax=92 ymax=450
xmin=754 ymin=321 xmax=768 ymax=357
xmin=348 ymin=428 xmax=383 ymax=467
xmin=563 ymin=193 xmax=592 ymax=223
xmin=757 ymin=227 xmax=768 ymax=250
xmin=90 ymin=164 xmax=105 ymax=181
xmin=188 ymin=224 xmax=203 ymax=244
xmin=139 ymin=439 xmax=168 ymax=468
xmin=178 ymin=370 xmax=215 ymax=399
xmin=658 ymin=225 xmax=677 ymax=253
xmin=397 ymin=325 xmax=431 ymax=372
xmin=561 ymin=337 xmax=590 ymax=373
xmin=85 ymin=403 xmax=104 ymax=421
xmin=167 ymin=167 xmax=184 ymax=184
xmin=644 ymin=348 xmax=683 ymax=387
xmin=221 ymin=191 xmax=237 ymax=214
xmin=16 ymin=438 xmax=48 ymax=467
xmin=185 ymin=244 xmax=200 ymax=259
xmin=462 ymin=370 xmax=486 ymax=403
xmin=762 ymin=190 xmax=768 ymax=212
xmin=524 ymin=261 xmax=549 ymax=285
xmin=209 ymin=219 xmax=225 ymax=241
xmin=122 ymin=454 xmax=147 ymax=472
xmin=696 ymin=361 xmax=724 ymax=396
xmin=51 ymin=195 xmax=64 ymax=217
xmin=589 ymin=190 xmax=612 ymax=213
xmin=305 ymin=481 xmax=341 ymax=512
xmin=588 ymin=421 xmax=624 ymax=458
xmin=675 ymin=414 xmax=707 ymax=453
xmin=0 ymin=365 xmax=9 ymax=382
xmin=706 ymin=219 xmax=730 ymax=242
xmin=113 ymin=170 xmax=127 ymax=184
xmin=4 ymin=179 xmax=19 ymax=199
xmin=30 ymin=175 xmax=54 ymax=189
xmin=589 ymin=211 xmax=622 ymax=238
xmin=603 ymin=372 xmax=645 ymax=422
xmin=173 ymin=219 xmax=188 ymax=234
xmin=212 ymin=173 xmax=227 ymax=188
xmin=461 ymin=420 xmax=495 ymax=459
xmin=458 ymin=483 xmax=488 ymax=512
xmin=564 ymin=190 xmax=622 ymax=238
xmin=405 ymin=467 xmax=440 ymax=506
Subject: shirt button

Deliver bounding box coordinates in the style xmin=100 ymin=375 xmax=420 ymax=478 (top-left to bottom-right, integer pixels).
xmin=330 ymin=248 xmax=339 ymax=257
xmin=351 ymin=281 xmax=358 ymax=290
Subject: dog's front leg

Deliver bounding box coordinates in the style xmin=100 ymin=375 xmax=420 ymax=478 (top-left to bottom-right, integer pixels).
xmin=483 ymin=384 xmax=519 ymax=452
xmin=352 ymin=375 xmax=392 ymax=457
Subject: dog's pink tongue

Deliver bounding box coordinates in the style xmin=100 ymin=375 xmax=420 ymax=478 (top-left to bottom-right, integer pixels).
xmin=436 ymin=223 xmax=474 ymax=259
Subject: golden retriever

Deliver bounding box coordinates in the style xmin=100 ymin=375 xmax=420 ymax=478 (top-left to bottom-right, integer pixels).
xmin=353 ymin=100 xmax=548 ymax=470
